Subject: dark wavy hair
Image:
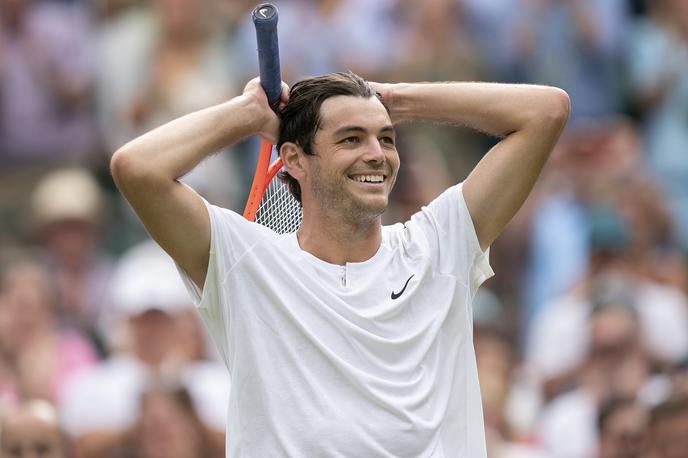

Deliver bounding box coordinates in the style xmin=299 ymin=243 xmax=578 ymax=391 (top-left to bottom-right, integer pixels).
xmin=276 ymin=71 xmax=386 ymax=203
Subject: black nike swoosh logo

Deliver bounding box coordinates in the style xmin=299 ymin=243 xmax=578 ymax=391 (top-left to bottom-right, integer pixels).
xmin=391 ymin=274 xmax=414 ymax=300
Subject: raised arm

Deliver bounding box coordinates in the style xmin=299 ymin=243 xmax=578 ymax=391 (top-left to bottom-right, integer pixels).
xmin=377 ymin=82 xmax=570 ymax=250
xmin=110 ymin=79 xmax=286 ymax=288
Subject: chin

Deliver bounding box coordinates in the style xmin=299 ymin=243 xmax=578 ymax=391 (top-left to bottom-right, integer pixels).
xmin=348 ymin=197 xmax=388 ymax=221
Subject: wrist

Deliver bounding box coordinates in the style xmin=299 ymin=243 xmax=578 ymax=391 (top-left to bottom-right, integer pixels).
xmin=231 ymin=94 xmax=270 ymax=136
xmin=384 ymin=83 xmax=412 ymax=123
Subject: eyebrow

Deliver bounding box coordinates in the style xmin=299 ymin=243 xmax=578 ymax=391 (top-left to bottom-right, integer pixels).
xmin=333 ymin=125 xmax=395 ymax=137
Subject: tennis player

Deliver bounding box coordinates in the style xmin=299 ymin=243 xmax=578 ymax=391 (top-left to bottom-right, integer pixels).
xmin=111 ymin=72 xmax=569 ymax=457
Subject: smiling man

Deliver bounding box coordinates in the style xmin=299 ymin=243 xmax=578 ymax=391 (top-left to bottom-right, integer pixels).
xmin=111 ymin=71 xmax=569 ymax=457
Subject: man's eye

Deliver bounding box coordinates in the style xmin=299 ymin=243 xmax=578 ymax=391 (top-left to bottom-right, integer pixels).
xmin=380 ymin=136 xmax=395 ymax=145
xmin=340 ymin=136 xmax=360 ymax=144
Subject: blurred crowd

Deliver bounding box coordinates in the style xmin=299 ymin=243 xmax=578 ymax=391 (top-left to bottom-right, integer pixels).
xmin=1 ymin=0 xmax=687 ymax=457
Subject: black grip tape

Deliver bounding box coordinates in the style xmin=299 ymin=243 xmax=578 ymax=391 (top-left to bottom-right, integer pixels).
xmin=252 ymin=3 xmax=281 ymax=110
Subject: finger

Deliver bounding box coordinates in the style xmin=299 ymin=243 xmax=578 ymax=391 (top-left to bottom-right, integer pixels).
xmin=277 ymin=82 xmax=290 ymax=111
xmin=280 ymin=82 xmax=290 ymax=102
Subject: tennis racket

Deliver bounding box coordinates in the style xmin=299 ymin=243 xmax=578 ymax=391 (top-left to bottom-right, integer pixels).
xmin=243 ymin=3 xmax=302 ymax=234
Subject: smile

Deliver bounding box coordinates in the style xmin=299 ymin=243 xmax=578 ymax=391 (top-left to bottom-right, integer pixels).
xmin=350 ymin=174 xmax=386 ymax=183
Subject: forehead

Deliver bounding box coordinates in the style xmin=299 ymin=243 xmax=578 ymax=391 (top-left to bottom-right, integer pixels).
xmin=318 ymin=95 xmax=391 ymax=133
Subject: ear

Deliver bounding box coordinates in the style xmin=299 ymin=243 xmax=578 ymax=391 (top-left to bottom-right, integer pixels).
xmin=280 ymin=142 xmax=306 ymax=180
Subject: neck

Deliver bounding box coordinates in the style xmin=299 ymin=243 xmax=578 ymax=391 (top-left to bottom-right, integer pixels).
xmin=296 ymin=210 xmax=382 ymax=265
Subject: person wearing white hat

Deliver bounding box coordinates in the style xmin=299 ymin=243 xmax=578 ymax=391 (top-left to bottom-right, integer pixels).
xmin=59 ymin=240 xmax=229 ymax=458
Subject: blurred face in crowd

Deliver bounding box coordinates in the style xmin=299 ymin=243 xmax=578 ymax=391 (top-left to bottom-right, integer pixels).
xmin=589 ymin=305 xmax=639 ymax=362
xmin=586 ymin=305 xmax=648 ymax=399
xmin=0 ymin=261 xmax=54 ymax=349
xmin=40 ymin=220 xmax=98 ymax=272
xmin=598 ymin=403 xmax=649 ymax=458
xmin=128 ymin=309 xmax=177 ymax=367
xmin=138 ymin=390 xmax=205 ymax=458
xmin=0 ymin=401 xmax=66 ymax=458
xmin=650 ymin=409 xmax=688 ymax=458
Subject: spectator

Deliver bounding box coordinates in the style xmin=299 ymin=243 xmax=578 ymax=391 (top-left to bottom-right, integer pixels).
xmin=535 ymin=293 xmax=659 ymax=458
xmin=627 ymin=0 xmax=688 ymax=250
xmin=96 ymin=0 xmax=242 ymax=210
xmin=0 ymin=0 xmax=98 ymax=164
xmin=474 ymin=315 xmax=550 ymax=458
xmin=124 ymin=385 xmax=223 ymax=458
xmin=527 ymin=219 xmax=688 ymax=399
xmin=0 ymin=254 xmax=97 ymax=405
xmin=235 ymin=0 xmax=397 ymax=83
xmin=459 ymin=0 xmax=523 ymax=81
xmin=31 ymin=167 xmax=115 ymax=349
xmin=388 ymin=0 xmax=483 ymax=82
xmin=520 ymin=117 xmax=654 ymax=337
xmin=510 ymin=0 xmax=629 ymax=118
xmin=597 ymin=397 xmax=649 ymax=458
xmin=523 ymin=122 xmax=688 ymax=388
xmin=60 ymin=240 xmax=228 ymax=458
xmin=0 ymin=399 xmax=71 ymax=458
xmin=647 ymin=395 xmax=688 ymax=458
xmin=0 ymin=0 xmax=99 ymax=245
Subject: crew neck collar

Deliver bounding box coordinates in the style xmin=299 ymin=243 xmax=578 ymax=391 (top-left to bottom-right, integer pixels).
xmin=286 ymin=232 xmax=387 ymax=273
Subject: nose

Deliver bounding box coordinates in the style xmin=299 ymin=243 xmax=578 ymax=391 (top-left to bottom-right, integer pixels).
xmin=362 ymin=137 xmax=385 ymax=164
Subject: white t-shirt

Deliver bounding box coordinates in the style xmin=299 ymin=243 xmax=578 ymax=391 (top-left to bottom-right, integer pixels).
xmin=179 ymin=183 xmax=493 ymax=457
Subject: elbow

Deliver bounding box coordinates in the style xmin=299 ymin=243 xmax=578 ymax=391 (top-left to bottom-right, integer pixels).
xmin=519 ymin=87 xmax=570 ymax=135
xmin=544 ymin=87 xmax=571 ymax=128
xmin=110 ymin=145 xmax=156 ymax=194
xmin=110 ymin=146 xmax=135 ymax=191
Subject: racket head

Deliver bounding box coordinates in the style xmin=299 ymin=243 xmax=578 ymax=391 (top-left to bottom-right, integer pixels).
xmin=254 ymin=159 xmax=303 ymax=234
xmin=243 ymin=140 xmax=302 ymax=233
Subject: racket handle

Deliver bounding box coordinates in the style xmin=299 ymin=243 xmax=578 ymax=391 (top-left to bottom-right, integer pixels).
xmin=252 ymin=3 xmax=281 ymax=110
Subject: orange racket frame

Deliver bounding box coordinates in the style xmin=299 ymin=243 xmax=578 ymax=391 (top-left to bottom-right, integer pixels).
xmin=243 ymin=139 xmax=284 ymax=221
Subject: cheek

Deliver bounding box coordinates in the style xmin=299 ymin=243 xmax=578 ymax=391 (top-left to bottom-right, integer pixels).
xmin=388 ymin=153 xmax=401 ymax=181
xmin=310 ymin=160 xmax=342 ymax=187
xmin=388 ymin=148 xmax=400 ymax=167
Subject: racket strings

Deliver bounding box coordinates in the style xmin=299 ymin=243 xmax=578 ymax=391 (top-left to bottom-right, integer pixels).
xmin=255 ymin=177 xmax=303 ymax=234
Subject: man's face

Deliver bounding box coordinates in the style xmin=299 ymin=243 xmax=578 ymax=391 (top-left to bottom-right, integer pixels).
xmin=303 ymin=95 xmax=399 ymax=222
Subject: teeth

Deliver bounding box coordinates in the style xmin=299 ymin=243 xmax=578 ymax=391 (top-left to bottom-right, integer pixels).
xmin=353 ymin=175 xmax=384 ymax=183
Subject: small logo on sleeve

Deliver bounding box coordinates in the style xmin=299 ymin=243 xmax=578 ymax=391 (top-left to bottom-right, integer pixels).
xmin=391 ymin=274 xmax=415 ymax=300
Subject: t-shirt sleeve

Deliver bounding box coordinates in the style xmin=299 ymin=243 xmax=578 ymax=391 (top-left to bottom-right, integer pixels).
xmin=407 ymin=182 xmax=494 ymax=297
xmin=176 ymin=199 xmax=271 ymax=368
